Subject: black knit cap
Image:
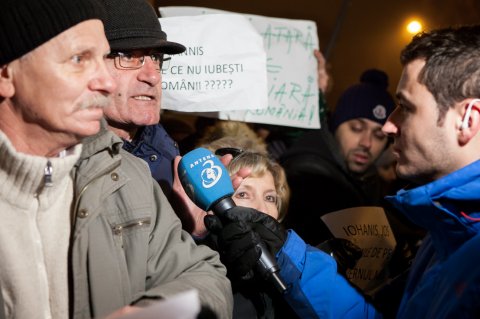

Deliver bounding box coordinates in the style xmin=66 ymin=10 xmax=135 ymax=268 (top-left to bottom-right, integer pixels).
xmin=100 ymin=0 xmax=186 ymax=54
xmin=0 ymin=0 xmax=106 ymax=65
xmin=331 ymin=69 xmax=395 ymax=132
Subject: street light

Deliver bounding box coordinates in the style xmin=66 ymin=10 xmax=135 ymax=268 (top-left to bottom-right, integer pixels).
xmin=406 ymin=20 xmax=423 ymax=34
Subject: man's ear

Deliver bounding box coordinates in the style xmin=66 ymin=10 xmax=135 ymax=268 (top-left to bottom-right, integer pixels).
xmin=0 ymin=64 xmax=15 ymax=98
xmin=458 ymin=99 xmax=480 ymax=145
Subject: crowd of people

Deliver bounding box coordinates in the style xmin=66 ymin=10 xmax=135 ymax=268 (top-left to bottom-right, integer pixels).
xmin=1 ymin=0 xmax=480 ymax=318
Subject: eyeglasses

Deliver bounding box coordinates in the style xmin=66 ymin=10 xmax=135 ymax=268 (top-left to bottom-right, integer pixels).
xmin=107 ymin=51 xmax=171 ymax=71
xmin=214 ymin=147 xmax=244 ymax=158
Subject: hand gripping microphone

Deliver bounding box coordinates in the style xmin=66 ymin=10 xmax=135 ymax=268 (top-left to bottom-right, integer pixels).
xmin=178 ymin=147 xmax=287 ymax=294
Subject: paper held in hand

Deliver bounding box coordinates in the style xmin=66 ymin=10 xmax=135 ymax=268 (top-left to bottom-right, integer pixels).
xmin=116 ymin=289 xmax=201 ymax=319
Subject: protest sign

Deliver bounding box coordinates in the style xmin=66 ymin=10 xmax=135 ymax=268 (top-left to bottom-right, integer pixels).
xmin=159 ymin=14 xmax=268 ymax=112
xmin=321 ymin=206 xmax=397 ymax=293
xmin=161 ymin=6 xmax=320 ymax=129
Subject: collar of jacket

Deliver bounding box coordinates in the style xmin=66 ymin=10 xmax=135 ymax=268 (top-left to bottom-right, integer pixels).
xmin=80 ymin=119 xmax=123 ymax=159
xmin=72 ymin=119 xmax=126 ymax=231
xmin=283 ymin=128 xmax=348 ymax=172
xmin=123 ymin=124 xmax=161 ymax=153
xmin=74 ymin=119 xmax=124 ymax=206
xmin=386 ymin=159 xmax=480 ymax=258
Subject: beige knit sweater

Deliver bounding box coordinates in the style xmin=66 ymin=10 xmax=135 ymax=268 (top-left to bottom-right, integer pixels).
xmin=0 ymin=131 xmax=82 ymax=318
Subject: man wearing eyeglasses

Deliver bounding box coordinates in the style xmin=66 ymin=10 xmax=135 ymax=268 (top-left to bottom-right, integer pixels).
xmin=101 ymin=0 xmax=183 ymax=200
xmin=94 ymin=0 xmax=233 ymax=318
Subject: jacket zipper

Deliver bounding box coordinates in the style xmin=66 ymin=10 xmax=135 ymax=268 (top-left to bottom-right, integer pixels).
xmin=44 ymin=160 xmax=53 ymax=187
xmin=72 ymin=161 xmax=121 ymax=224
xmin=112 ymin=218 xmax=151 ymax=235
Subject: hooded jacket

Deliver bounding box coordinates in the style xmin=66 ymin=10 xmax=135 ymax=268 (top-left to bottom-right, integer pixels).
xmin=277 ymin=159 xmax=480 ymax=318
xmin=387 ymin=159 xmax=480 ymax=318
xmin=70 ymin=127 xmax=233 ymax=318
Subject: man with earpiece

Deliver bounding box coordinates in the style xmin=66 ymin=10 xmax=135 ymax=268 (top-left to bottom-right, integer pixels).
xmin=209 ymin=24 xmax=480 ymax=318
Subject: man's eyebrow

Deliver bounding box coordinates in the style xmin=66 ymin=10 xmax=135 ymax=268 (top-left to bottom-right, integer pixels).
xmin=396 ymin=91 xmax=405 ymax=101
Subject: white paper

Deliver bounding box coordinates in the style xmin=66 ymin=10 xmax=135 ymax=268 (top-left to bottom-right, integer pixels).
xmin=159 ymin=14 xmax=268 ymax=112
xmin=321 ymin=207 xmax=397 ymax=293
xmin=160 ymin=6 xmax=320 ymax=129
xmin=116 ymin=289 xmax=200 ymax=319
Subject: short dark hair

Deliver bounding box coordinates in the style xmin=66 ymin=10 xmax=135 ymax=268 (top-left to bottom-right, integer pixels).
xmin=401 ymin=25 xmax=480 ymax=122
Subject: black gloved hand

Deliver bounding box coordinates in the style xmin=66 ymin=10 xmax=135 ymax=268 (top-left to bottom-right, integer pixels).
xmin=317 ymin=238 xmax=363 ymax=275
xmin=204 ymin=206 xmax=287 ymax=280
xmin=206 ymin=216 xmax=261 ymax=279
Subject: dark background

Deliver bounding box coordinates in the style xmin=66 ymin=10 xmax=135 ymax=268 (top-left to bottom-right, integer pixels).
xmin=151 ymin=0 xmax=480 ymax=112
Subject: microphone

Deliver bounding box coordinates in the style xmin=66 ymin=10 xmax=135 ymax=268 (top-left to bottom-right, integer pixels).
xmin=178 ymin=147 xmax=287 ymax=294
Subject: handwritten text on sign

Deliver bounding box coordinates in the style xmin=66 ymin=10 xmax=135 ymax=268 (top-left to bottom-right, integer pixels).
xmin=159 ymin=14 xmax=268 ymax=112
xmin=321 ymin=207 xmax=397 ymax=294
xmin=160 ymin=6 xmax=320 ymax=129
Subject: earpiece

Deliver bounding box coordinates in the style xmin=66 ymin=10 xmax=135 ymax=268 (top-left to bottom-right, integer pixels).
xmin=461 ymin=98 xmax=480 ymax=130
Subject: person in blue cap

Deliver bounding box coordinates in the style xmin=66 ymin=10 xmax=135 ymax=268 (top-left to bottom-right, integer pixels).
xmin=281 ymin=69 xmax=396 ymax=247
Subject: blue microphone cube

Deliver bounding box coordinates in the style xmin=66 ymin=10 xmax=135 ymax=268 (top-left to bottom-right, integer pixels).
xmin=178 ymin=147 xmax=234 ymax=211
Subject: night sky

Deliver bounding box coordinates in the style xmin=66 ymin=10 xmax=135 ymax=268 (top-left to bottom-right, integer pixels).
xmin=153 ymin=0 xmax=480 ymax=112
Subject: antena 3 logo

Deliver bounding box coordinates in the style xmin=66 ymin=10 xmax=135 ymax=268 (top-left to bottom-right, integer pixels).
xmin=188 ymin=154 xmax=223 ymax=188
xmin=201 ymin=160 xmax=223 ymax=188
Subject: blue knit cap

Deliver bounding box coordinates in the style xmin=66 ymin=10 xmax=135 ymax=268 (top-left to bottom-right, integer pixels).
xmin=331 ymin=69 xmax=395 ymax=132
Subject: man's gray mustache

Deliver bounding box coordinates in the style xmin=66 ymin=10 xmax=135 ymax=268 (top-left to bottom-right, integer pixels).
xmin=77 ymin=95 xmax=111 ymax=110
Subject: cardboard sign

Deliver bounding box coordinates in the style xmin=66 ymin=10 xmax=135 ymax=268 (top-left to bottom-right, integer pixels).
xmin=160 ymin=6 xmax=320 ymax=129
xmin=321 ymin=206 xmax=397 ymax=293
xmin=159 ymin=14 xmax=268 ymax=112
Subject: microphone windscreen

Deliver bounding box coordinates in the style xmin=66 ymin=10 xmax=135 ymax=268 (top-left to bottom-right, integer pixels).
xmin=178 ymin=147 xmax=234 ymax=211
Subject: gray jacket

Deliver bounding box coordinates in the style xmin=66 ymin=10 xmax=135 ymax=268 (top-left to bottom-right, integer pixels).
xmin=70 ymin=127 xmax=233 ymax=318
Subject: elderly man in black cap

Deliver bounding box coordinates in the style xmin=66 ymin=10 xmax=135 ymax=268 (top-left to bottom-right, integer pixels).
xmin=100 ymin=0 xmax=185 ymax=201
xmin=0 ymin=0 xmax=232 ymax=318
xmin=0 ymin=0 xmax=114 ymax=317
xmin=96 ymin=0 xmax=234 ymax=318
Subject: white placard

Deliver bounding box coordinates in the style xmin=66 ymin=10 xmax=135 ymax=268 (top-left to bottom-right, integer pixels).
xmin=321 ymin=207 xmax=397 ymax=293
xmin=116 ymin=289 xmax=200 ymax=319
xmin=160 ymin=6 xmax=320 ymax=129
xmin=159 ymin=14 xmax=268 ymax=112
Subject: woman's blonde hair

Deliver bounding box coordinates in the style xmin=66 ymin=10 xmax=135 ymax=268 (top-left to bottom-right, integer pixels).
xmin=199 ymin=121 xmax=289 ymax=221
xmin=226 ymin=151 xmax=290 ymax=222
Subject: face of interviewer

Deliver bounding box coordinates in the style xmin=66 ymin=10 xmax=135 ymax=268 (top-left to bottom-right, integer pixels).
xmin=232 ymin=171 xmax=279 ymax=220
xmin=382 ymin=59 xmax=461 ymax=184
xmin=335 ymin=118 xmax=388 ymax=174
xmin=8 ymin=20 xmax=115 ymax=146
xmin=104 ymin=49 xmax=162 ymax=130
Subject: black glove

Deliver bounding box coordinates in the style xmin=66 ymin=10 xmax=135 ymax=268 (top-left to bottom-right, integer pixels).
xmin=317 ymin=238 xmax=363 ymax=275
xmin=204 ymin=206 xmax=287 ymax=279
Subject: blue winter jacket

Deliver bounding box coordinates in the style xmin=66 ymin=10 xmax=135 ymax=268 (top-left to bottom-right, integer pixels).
xmin=122 ymin=124 xmax=179 ymax=199
xmin=388 ymin=159 xmax=480 ymax=318
xmin=278 ymin=159 xmax=480 ymax=318
xmin=278 ymin=230 xmax=379 ymax=319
